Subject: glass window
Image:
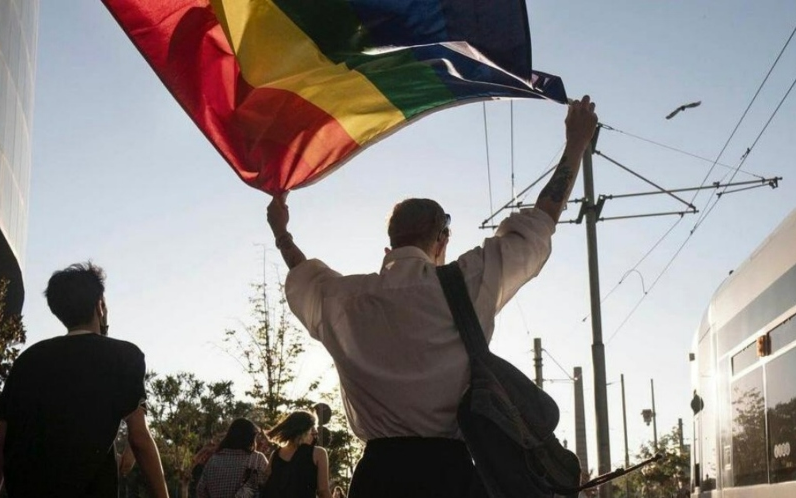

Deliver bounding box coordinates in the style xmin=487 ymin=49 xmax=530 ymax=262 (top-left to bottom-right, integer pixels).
xmin=13 ymin=103 xmax=24 ymax=180
xmin=0 ymin=2 xmax=11 ymax=60
xmin=766 ymin=347 xmax=796 ymax=483
xmin=770 ymin=316 xmax=796 ymax=354
xmin=3 ymin=80 xmax=16 ymax=165
xmin=1 ymin=162 xmax=12 ymax=235
xmin=0 ymin=72 xmax=7 ymax=153
xmin=732 ymin=340 xmax=758 ymax=374
xmin=8 ymin=10 xmax=20 ymax=88
xmin=731 ymin=367 xmax=768 ymax=486
xmin=719 ymin=356 xmax=732 ymax=489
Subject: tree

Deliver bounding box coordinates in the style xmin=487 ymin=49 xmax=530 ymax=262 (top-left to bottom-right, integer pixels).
xmin=224 ymin=281 xmax=316 ymax=424
xmin=0 ymin=278 xmax=25 ymax=391
xmin=612 ymin=424 xmax=690 ymax=498
xmin=317 ymin=389 xmax=364 ymax=486
xmin=145 ymin=372 xmax=251 ymax=498
xmin=731 ymin=385 xmax=767 ymax=486
xmin=224 ymin=276 xmax=367 ymax=488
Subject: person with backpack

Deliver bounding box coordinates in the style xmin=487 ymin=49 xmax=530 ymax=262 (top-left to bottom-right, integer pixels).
xmin=260 ymin=410 xmax=332 ymax=498
xmin=266 ymin=96 xmax=598 ymax=498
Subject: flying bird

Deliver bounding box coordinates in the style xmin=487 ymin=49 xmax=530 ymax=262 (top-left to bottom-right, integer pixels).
xmin=666 ymin=101 xmax=701 ymax=120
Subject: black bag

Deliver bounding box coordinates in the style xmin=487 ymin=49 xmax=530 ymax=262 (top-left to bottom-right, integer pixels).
xmin=436 ymin=262 xmax=582 ymax=498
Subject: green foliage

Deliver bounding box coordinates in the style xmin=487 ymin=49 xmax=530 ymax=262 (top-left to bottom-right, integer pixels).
xmin=611 ymin=424 xmax=690 ymax=498
xmin=224 ymin=278 xmax=362 ymax=486
xmin=0 ymin=278 xmax=25 ymax=391
xmin=224 ymin=281 xmax=314 ymax=425
xmin=318 ymin=389 xmax=364 ymax=485
xmin=145 ymin=372 xmax=252 ymax=498
xmin=731 ymin=385 xmax=767 ymax=485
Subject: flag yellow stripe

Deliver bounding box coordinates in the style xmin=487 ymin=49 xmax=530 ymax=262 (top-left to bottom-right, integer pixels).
xmin=210 ymin=0 xmax=406 ymax=146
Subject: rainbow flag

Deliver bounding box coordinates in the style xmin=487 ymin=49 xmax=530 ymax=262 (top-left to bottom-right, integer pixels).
xmin=103 ymin=0 xmax=567 ymax=194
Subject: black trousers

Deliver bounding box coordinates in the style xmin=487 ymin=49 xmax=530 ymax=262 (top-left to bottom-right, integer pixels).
xmin=348 ymin=437 xmax=487 ymax=498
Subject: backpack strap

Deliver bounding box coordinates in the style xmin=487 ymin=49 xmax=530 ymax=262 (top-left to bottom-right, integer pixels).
xmin=436 ymin=262 xmax=489 ymax=358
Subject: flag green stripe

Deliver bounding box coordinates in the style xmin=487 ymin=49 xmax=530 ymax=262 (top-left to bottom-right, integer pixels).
xmin=270 ymin=0 xmax=456 ymax=117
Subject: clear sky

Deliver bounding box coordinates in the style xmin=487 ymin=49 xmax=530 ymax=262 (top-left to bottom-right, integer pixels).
xmin=24 ymin=0 xmax=796 ymax=472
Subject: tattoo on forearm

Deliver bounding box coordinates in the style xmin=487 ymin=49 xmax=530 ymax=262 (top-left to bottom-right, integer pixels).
xmin=539 ymin=159 xmax=573 ymax=203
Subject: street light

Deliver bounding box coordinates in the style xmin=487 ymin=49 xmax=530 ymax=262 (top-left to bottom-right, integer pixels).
xmin=641 ymin=409 xmax=654 ymax=426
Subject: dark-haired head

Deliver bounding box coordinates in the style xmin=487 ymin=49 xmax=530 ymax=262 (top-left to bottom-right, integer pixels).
xmin=266 ymin=410 xmax=317 ymax=445
xmin=218 ymin=418 xmax=261 ymax=453
xmin=44 ymin=262 xmax=106 ymax=330
xmin=388 ymin=199 xmax=449 ymax=252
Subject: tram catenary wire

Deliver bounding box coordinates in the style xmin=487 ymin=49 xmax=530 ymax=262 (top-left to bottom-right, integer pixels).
xmin=687 ymin=22 xmax=795 ymax=210
xmin=603 ymin=23 xmax=795 ymax=342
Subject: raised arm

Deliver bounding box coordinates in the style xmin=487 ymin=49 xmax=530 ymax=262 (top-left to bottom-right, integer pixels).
xmin=535 ymin=95 xmax=598 ymax=223
xmin=267 ymin=194 xmax=308 ymax=269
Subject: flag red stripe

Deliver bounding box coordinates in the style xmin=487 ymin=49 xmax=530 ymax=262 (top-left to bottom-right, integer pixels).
xmin=103 ymin=0 xmax=359 ymax=193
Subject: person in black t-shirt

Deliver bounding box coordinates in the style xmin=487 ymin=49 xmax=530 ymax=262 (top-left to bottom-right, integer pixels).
xmin=0 ymin=262 xmax=169 ymax=498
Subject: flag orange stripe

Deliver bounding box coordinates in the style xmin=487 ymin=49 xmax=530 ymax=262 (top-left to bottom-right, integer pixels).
xmin=101 ymin=0 xmax=359 ymax=193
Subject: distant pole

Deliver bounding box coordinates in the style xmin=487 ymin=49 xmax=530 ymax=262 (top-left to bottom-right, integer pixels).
xmin=574 ymin=367 xmax=589 ymax=473
xmin=621 ymin=374 xmax=630 ymax=498
xmin=678 ymin=417 xmax=684 ymax=452
xmin=534 ymin=338 xmax=543 ymax=390
xmin=583 ymin=132 xmax=612 ymax=498
xmin=651 ymin=378 xmax=658 ymax=451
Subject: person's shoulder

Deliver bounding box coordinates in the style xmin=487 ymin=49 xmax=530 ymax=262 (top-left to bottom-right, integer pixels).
xmin=311 ymin=445 xmax=328 ymax=459
xmin=12 ymin=336 xmax=66 ymax=363
xmin=254 ymin=450 xmax=268 ymax=465
xmin=99 ymin=336 xmax=145 ymax=356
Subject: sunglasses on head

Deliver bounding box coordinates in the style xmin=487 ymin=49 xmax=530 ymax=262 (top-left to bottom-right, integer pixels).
xmin=438 ymin=213 xmax=451 ymax=240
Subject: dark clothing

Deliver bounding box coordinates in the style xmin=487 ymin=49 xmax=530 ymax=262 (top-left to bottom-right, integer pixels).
xmin=348 ymin=437 xmax=486 ymax=498
xmin=261 ymin=444 xmax=317 ymax=498
xmin=0 ymin=334 xmax=146 ymax=498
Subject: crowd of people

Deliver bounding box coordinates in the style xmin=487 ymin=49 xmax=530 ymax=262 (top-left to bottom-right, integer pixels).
xmin=0 ymin=97 xmax=597 ymax=497
xmin=193 ymin=412 xmax=336 ymax=498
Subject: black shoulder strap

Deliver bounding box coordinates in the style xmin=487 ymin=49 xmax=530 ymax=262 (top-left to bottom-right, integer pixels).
xmin=436 ymin=262 xmax=489 ymax=358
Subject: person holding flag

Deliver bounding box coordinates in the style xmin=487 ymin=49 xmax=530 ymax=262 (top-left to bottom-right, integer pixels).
xmin=266 ymin=96 xmax=597 ymax=497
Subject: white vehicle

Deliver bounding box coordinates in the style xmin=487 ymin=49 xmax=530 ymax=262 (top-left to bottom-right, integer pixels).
xmin=690 ymin=208 xmax=796 ymax=497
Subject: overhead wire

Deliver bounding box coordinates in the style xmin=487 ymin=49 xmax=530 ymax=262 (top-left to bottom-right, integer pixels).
xmin=510 ymin=101 xmax=517 ymax=203
xmin=603 ymin=22 xmax=796 ymax=343
xmin=687 ymin=22 xmax=795 ymax=209
xmin=483 ymin=102 xmax=495 ymax=216
xmin=515 ymin=142 xmax=567 ymax=205
xmin=582 ymin=216 xmax=683 ymax=324
xmin=694 ymin=73 xmax=796 ymax=231
xmin=599 ymin=124 xmax=763 ymax=179
xmin=607 ymin=68 xmax=794 ymax=344
xmin=542 ymin=348 xmax=576 ymax=382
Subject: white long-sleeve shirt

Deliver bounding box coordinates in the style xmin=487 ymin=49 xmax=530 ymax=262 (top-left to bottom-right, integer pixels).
xmin=285 ymin=208 xmax=555 ymax=441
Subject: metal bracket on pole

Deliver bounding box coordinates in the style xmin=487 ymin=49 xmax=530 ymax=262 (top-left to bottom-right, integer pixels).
xmin=595 ymin=196 xmax=607 ymax=219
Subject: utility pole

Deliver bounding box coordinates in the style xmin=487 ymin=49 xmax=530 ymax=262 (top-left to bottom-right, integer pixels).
xmin=583 ymin=134 xmax=612 ymax=498
xmin=651 ymin=378 xmax=658 ymax=451
xmin=621 ymin=374 xmax=630 ymax=498
xmin=574 ymin=367 xmax=589 ymax=475
xmin=534 ymin=338 xmax=544 ymax=390
xmin=678 ymin=417 xmax=684 ymax=452
xmin=478 ymin=121 xmax=782 ymax=498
